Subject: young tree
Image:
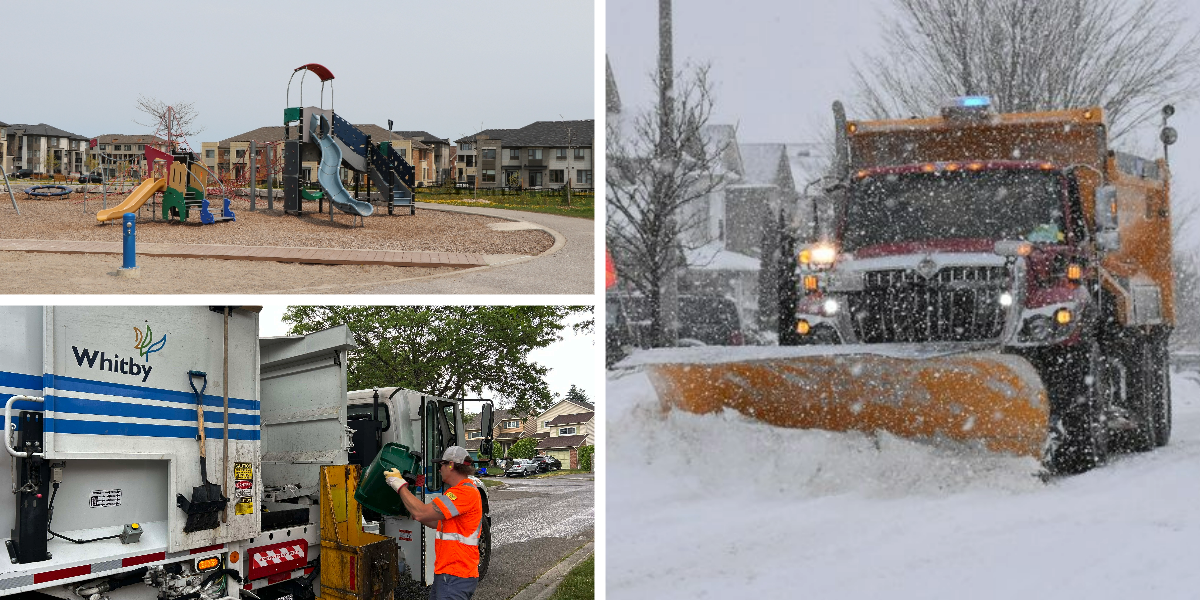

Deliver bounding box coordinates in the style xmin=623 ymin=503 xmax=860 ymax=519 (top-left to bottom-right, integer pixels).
xmin=134 ymin=96 xmax=205 ymax=151
xmin=854 ymin=0 xmax=1200 ymax=139
xmin=606 ymin=64 xmax=729 ymax=346
xmin=283 ymin=306 xmax=592 ymax=416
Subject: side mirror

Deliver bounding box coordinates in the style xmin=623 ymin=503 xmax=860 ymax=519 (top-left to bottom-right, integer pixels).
xmin=481 ymin=403 xmax=494 ymax=435
xmin=1094 ymin=185 xmax=1120 ymax=251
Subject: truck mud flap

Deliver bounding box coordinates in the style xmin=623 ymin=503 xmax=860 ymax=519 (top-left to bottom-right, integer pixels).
xmin=647 ymin=352 xmax=1049 ymax=459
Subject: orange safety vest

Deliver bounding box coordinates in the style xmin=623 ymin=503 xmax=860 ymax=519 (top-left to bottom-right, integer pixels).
xmin=431 ymin=479 xmax=483 ymax=579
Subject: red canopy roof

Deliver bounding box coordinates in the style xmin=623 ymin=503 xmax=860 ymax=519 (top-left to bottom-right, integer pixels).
xmin=294 ymin=63 xmax=334 ymax=82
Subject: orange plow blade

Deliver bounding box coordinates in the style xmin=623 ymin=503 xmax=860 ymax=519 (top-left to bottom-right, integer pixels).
xmin=647 ymin=352 xmax=1049 ymax=459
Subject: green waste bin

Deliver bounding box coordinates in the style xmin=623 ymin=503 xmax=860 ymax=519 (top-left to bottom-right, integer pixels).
xmin=355 ymin=443 xmax=419 ymax=517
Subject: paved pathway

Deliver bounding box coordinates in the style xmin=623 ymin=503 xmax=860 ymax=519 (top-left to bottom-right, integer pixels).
xmin=0 ymin=239 xmax=486 ymax=268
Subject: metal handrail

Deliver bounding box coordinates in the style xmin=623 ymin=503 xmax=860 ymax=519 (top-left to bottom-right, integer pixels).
xmin=5 ymin=395 xmax=44 ymax=458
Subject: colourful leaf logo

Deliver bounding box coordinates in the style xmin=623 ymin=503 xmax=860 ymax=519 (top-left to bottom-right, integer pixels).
xmin=133 ymin=325 xmax=167 ymax=362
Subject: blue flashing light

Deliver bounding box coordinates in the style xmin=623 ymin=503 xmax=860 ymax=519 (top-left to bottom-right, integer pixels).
xmin=958 ymin=96 xmax=992 ymax=108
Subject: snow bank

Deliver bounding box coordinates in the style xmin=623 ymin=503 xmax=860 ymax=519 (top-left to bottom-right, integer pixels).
xmin=607 ymin=364 xmax=1200 ymax=599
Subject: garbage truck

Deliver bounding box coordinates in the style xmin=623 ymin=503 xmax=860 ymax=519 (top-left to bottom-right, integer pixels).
xmin=649 ymin=98 xmax=1175 ymax=473
xmin=0 ymin=306 xmax=494 ymax=599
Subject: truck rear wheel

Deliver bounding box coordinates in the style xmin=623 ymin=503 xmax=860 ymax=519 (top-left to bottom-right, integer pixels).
xmin=1124 ymin=331 xmax=1171 ymax=451
xmin=1044 ymin=341 xmax=1110 ymax=474
xmin=478 ymin=516 xmax=492 ymax=580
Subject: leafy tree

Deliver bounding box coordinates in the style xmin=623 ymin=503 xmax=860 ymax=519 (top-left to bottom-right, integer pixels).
xmin=563 ymin=384 xmax=591 ymax=406
xmin=283 ymin=305 xmax=591 ymax=416
xmin=508 ymin=437 xmax=538 ymax=460
xmin=854 ymin=0 xmax=1200 ymax=140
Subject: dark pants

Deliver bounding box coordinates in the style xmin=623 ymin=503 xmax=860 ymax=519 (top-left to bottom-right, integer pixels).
xmin=429 ymin=573 xmax=478 ymax=600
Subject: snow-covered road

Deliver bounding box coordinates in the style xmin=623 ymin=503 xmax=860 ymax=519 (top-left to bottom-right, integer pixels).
xmin=607 ymin=356 xmax=1200 ymax=599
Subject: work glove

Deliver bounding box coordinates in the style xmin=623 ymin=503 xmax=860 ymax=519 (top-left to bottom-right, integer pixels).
xmin=384 ymin=468 xmax=407 ymax=492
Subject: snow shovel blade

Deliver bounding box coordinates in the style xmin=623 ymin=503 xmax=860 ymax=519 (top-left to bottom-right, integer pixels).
xmin=647 ymin=351 xmax=1049 ymax=459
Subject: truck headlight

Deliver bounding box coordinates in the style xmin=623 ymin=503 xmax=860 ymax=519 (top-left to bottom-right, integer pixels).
xmin=822 ymin=298 xmax=841 ymax=316
xmin=800 ymin=243 xmax=838 ymax=269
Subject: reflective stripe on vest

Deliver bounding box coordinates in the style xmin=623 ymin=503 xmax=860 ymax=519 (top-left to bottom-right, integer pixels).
xmin=435 ymin=481 xmax=480 ymax=546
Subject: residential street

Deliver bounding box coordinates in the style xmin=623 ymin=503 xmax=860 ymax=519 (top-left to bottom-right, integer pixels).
xmin=475 ymin=473 xmax=595 ymax=600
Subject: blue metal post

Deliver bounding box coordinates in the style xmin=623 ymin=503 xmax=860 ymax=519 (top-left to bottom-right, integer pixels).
xmin=122 ymin=213 xmax=136 ymax=269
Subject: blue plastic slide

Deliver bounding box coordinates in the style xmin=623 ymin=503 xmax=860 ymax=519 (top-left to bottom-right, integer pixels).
xmin=310 ymin=114 xmax=374 ymax=217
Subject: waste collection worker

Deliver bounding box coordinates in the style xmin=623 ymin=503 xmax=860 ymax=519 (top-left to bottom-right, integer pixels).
xmin=386 ymin=446 xmax=483 ymax=600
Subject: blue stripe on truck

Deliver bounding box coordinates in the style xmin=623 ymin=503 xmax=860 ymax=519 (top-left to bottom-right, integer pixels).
xmin=44 ymin=373 xmax=259 ymax=411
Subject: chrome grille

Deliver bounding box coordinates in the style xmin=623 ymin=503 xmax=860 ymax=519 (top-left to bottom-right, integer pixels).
xmin=848 ymin=266 xmax=1010 ymax=342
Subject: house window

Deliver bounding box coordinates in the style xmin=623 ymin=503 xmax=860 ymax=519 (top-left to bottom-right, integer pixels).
xmin=574 ymin=148 xmax=585 ymax=160
xmin=99 ymin=144 xmax=107 ymax=151
xmin=235 ymin=149 xmax=245 ymax=158
xmin=527 ymin=149 xmax=543 ymax=160
xmin=549 ymin=170 xmax=564 ymax=184
xmin=543 ymin=421 xmax=552 ymax=428
xmin=464 ymin=155 xmax=475 ymax=167
xmin=458 ymin=168 xmax=463 ymax=180
xmin=205 ymin=150 xmax=215 ymax=158
xmin=482 ymin=169 xmax=495 ymax=182
xmin=558 ymin=427 xmax=576 ymax=435
xmin=124 ymin=145 xmax=132 ymax=151
xmin=556 ymin=148 xmax=567 ymax=160
xmin=399 ymin=148 xmax=406 ymax=159
xmin=509 ymin=149 xmax=519 ymax=160
xmin=482 ymin=148 xmax=495 ymax=160
xmin=577 ymin=170 xmax=592 ymax=185
xmin=459 ymin=142 xmax=472 ymax=151
xmin=467 ymin=174 xmax=475 ymax=185
xmin=467 ymin=431 xmax=482 ymax=439
xmin=138 ymin=145 xmax=145 ymax=151
xmin=529 ymin=171 xmax=543 ymax=187
xmin=504 ymin=420 xmax=520 ymax=429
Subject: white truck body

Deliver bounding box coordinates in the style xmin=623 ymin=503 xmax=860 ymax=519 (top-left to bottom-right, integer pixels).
xmin=0 ymin=307 xmax=488 ymax=600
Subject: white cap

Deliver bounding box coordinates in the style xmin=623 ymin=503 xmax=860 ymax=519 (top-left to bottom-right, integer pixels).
xmin=441 ymin=446 xmax=471 ymax=464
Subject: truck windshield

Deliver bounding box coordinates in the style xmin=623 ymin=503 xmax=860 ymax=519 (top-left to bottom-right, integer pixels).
xmin=843 ymin=169 xmax=1066 ymax=251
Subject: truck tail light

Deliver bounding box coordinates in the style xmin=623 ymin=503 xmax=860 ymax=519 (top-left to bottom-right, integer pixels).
xmin=1067 ymin=264 xmax=1082 ymax=280
xmin=804 ymin=275 xmax=819 ymax=292
xmin=796 ymin=320 xmax=811 ymax=335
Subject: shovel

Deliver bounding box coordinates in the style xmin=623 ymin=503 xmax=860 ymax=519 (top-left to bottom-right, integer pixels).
xmin=176 ymin=370 xmax=229 ymax=533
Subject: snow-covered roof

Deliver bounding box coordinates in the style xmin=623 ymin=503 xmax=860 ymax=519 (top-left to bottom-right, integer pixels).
xmin=738 ymin=143 xmax=791 ymax=188
xmin=686 ymin=241 xmax=759 ymax=271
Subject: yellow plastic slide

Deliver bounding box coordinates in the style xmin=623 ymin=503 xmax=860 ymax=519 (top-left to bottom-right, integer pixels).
xmin=96 ymin=177 xmax=167 ymax=223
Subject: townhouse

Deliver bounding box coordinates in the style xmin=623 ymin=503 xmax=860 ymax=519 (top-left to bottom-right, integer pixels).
xmin=454 ymin=120 xmax=594 ymax=190
xmin=3 ymin=123 xmax=90 ymax=176
xmin=90 ymin=134 xmax=169 ymax=178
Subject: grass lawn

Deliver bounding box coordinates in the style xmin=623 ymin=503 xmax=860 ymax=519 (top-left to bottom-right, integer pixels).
xmin=548 ymin=554 xmax=594 ymax=600
xmin=527 ymin=469 xmax=592 ymax=480
xmin=416 ymin=188 xmax=594 ymax=219
xmin=476 ymin=478 xmax=506 ymax=489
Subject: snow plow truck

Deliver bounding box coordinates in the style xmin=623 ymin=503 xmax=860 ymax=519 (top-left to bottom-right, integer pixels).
xmin=0 ymin=306 xmax=494 ymax=599
xmin=649 ymin=97 xmax=1175 ymax=474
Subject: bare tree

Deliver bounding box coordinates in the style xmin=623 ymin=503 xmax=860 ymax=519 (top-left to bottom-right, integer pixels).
xmin=134 ymin=96 xmax=205 ymax=151
xmin=606 ymin=64 xmax=729 ymax=346
xmin=854 ymin=0 xmax=1200 ymax=139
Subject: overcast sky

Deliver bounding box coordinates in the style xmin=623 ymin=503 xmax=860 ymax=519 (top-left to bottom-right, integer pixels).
xmin=8 ymin=0 xmax=593 ymax=145
xmin=607 ymin=0 xmax=1200 ymax=250
xmin=259 ymin=305 xmax=596 ymax=407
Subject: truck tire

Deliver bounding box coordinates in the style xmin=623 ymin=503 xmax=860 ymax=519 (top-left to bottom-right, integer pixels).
xmin=1124 ymin=331 xmax=1171 ymax=451
xmin=1045 ymin=341 xmax=1110 ymax=474
xmin=478 ymin=516 xmax=492 ymax=580
xmin=1149 ymin=332 xmax=1172 ymax=447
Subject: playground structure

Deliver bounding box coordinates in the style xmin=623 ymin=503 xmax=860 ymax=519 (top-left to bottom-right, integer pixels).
xmin=96 ymin=146 xmax=234 ymax=225
xmin=283 ymin=63 xmax=417 ymax=222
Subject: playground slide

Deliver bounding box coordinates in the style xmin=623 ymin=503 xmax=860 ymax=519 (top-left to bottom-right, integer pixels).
xmin=96 ymin=177 xmax=167 ymax=222
xmin=310 ymin=114 xmax=374 ymax=217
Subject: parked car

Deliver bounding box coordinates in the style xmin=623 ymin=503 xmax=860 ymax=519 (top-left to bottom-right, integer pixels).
xmin=9 ymin=169 xmax=33 ymax=179
xmin=606 ymin=292 xmax=746 ymax=366
xmin=505 ymin=459 xmax=538 ymax=477
xmin=531 ymin=455 xmax=562 ymax=472
xmin=78 ymin=172 xmax=103 ymax=183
